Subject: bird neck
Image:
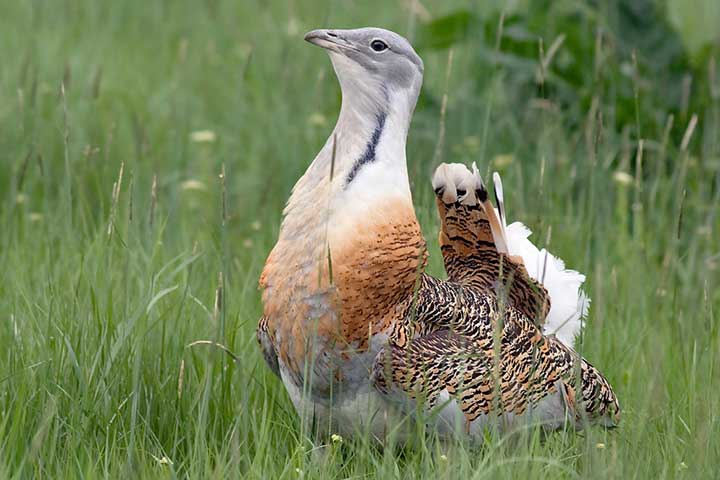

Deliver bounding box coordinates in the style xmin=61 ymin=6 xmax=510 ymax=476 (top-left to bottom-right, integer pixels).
xmin=278 ymin=82 xmax=420 ymax=249
xmin=261 ymin=76 xmax=426 ymax=363
xmin=322 ymin=82 xmax=418 ymax=196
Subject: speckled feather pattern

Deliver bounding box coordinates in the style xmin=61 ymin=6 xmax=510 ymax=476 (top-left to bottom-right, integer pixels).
xmin=373 ymin=274 xmax=620 ymax=425
xmin=435 ymin=196 xmax=551 ymax=325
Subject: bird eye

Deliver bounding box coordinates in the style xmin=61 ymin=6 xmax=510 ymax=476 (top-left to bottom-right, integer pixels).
xmin=370 ymin=39 xmax=388 ymax=52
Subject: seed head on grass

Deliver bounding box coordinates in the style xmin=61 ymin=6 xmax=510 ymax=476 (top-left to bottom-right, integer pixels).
xmin=181 ymin=179 xmax=207 ymax=191
xmin=190 ymin=130 xmax=217 ymax=143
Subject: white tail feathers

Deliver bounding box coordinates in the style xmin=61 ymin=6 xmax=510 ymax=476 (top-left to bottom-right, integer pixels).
xmin=490 ymin=170 xmax=588 ymax=347
xmin=492 ymin=172 xmax=507 ymax=230
xmin=434 ymin=164 xmax=589 ymax=348
xmin=503 ymin=221 xmax=589 ymax=348
xmin=472 ymin=163 xmax=509 ymax=254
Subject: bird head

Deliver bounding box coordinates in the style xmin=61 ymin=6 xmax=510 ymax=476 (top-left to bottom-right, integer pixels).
xmin=304 ymin=27 xmax=424 ymax=119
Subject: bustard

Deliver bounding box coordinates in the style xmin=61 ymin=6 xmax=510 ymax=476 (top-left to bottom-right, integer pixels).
xmin=258 ymin=27 xmax=619 ymax=440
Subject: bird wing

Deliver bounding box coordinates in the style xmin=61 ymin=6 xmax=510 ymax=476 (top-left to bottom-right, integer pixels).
xmin=256 ymin=315 xmax=280 ymax=377
xmin=431 ymin=163 xmax=551 ymax=325
xmin=373 ymin=274 xmax=620 ymax=429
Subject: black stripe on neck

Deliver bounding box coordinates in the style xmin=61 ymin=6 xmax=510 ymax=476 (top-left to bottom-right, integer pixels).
xmin=345 ymin=111 xmax=387 ymax=186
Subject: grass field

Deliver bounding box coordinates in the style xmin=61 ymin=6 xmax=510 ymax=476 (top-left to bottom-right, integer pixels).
xmin=1 ymin=0 xmax=719 ymax=478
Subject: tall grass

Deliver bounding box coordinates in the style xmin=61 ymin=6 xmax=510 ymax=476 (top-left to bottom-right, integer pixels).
xmin=1 ymin=0 xmax=718 ymax=478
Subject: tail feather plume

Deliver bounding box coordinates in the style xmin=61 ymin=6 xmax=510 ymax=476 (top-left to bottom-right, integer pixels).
xmin=504 ymin=221 xmax=589 ymax=347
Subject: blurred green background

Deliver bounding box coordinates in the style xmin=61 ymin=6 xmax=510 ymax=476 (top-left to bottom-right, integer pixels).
xmin=1 ymin=0 xmax=719 ymax=478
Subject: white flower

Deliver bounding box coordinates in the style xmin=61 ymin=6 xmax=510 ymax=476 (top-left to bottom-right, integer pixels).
xmin=331 ymin=433 xmax=343 ymax=444
xmin=150 ymin=454 xmax=173 ymax=466
xmin=190 ymin=130 xmax=217 ymax=143
xmin=613 ymin=171 xmax=634 ymax=186
xmin=181 ymin=180 xmax=207 ymax=191
xmin=596 ymin=443 xmax=606 ymax=449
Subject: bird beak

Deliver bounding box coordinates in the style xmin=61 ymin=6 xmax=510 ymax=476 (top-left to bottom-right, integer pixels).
xmin=304 ymin=29 xmax=344 ymax=52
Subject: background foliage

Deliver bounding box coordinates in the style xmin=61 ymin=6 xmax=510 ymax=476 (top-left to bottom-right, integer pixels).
xmin=1 ymin=0 xmax=719 ymax=478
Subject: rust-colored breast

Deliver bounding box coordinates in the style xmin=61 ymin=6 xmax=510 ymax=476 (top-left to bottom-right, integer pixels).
xmin=260 ymin=198 xmax=426 ymax=386
xmin=332 ymin=203 xmax=427 ymax=350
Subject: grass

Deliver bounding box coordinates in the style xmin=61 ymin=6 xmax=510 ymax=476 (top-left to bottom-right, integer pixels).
xmin=1 ymin=0 xmax=719 ymax=478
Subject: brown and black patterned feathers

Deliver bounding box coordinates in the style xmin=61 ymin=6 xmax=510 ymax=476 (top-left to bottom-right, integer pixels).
xmin=373 ymin=275 xmax=620 ymax=428
xmin=432 ymin=163 xmax=551 ymax=325
xmin=371 ymin=164 xmax=620 ymax=430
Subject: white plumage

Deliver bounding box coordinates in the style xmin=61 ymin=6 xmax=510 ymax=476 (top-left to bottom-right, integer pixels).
xmin=504 ymin=218 xmax=589 ymax=348
xmin=472 ymin=162 xmax=590 ymax=348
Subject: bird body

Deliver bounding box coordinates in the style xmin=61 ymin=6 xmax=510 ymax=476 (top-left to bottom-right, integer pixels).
xmin=258 ymin=27 xmax=619 ymax=440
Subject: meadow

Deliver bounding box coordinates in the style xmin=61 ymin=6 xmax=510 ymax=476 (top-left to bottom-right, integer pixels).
xmin=1 ymin=0 xmax=719 ymax=477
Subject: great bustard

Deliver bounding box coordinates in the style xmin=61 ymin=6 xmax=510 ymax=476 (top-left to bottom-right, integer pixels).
xmin=258 ymin=27 xmax=619 ymax=440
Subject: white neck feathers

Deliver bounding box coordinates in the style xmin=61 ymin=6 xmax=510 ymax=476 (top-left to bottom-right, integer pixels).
xmin=278 ymin=52 xmax=422 ymax=249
